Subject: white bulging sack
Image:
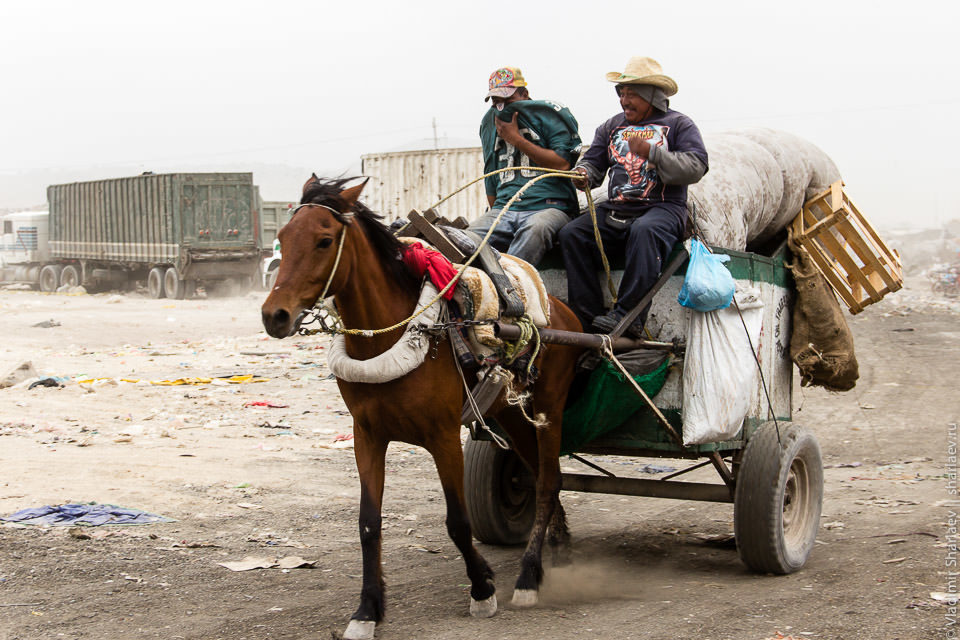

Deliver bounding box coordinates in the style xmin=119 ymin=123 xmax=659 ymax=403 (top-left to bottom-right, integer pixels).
xmin=681 ymin=287 xmax=764 ymax=445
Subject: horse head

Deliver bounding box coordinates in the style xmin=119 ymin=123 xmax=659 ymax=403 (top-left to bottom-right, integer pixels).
xmin=260 ymin=175 xmax=365 ymax=339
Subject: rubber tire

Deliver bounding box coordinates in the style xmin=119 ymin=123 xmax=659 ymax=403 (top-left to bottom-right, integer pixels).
xmin=148 ymin=267 xmax=167 ymax=299
xmin=60 ymin=265 xmax=81 ymax=289
xmin=463 ymin=438 xmax=535 ymax=546
xmin=164 ymin=267 xmax=185 ymax=299
xmin=734 ymin=421 xmax=823 ymax=574
xmin=39 ymin=265 xmax=62 ymax=292
xmin=267 ymin=269 xmax=279 ymax=291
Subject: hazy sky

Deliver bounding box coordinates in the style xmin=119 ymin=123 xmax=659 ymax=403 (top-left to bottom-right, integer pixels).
xmin=2 ymin=0 xmax=958 ymax=230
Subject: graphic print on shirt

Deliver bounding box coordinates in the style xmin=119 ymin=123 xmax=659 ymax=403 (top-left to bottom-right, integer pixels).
xmin=608 ymin=124 xmax=669 ymax=202
xmin=497 ymin=127 xmax=541 ymax=184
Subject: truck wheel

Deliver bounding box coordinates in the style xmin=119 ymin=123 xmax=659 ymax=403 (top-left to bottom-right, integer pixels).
xmin=60 ymin=265 xmax=81 ymax=289
xmin=267 ymin=269 xmax=279 ymax=291
xmin=164 ymin=268 xmax=186 ymax=299
xmin=39 ymin=265 xmax=62 ymax=292
xmin=148 ymin=267 xmax=167 ymax=299
xmin=734 ymin=421 xmax=823 ymax=574
xmin=463 ymin=438 xmax=535 ymax=545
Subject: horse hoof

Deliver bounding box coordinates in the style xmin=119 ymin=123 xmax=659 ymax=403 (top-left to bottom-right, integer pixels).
xmin=470 ymin=593 xmax=497 ymax=618
xmin=511 ymin=589 xmax=538 ymax=608
xmin=343 ymin=619 xmax=376 ymax=640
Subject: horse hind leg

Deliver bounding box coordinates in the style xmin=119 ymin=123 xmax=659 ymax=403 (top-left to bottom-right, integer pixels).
xmin=547 ymin=502 xmax=572 ymax=567
xmin=429 ymin=435 xmax=498 ymax=617
xmin=511 ymin=421 xmax=562 ymax=608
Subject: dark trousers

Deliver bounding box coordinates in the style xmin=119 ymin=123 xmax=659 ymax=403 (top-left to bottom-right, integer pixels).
xmin=558 ymin=204 xmax=684 ymax=330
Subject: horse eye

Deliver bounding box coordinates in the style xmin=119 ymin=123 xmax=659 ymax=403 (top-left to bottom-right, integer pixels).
xmin=316 ymin=237 xmax=333 ymax=250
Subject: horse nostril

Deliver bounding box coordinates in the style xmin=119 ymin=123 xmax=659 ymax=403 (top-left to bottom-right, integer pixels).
xmin=272 ymin=308 xmax=290 ymax=326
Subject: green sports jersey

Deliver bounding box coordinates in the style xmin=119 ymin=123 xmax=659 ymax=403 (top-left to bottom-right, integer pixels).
xmin=480 ymin=99 xmax=582 ymax=214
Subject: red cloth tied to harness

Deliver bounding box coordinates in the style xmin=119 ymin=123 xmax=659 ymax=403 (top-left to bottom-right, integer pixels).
xmin=402 ymin=242 xmax=459 ymax=300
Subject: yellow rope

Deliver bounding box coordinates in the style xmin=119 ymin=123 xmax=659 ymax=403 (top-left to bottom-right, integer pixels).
xmin=332 ymin=166 xmax=615 ymax=335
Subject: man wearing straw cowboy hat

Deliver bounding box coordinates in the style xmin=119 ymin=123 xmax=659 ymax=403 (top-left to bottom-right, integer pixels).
xmin=559 ymin=56 xmax=708 ymax=336
xmin=468 ymin=66 xmax=582 ymax=265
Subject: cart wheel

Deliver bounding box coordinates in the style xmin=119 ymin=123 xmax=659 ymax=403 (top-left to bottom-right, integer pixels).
xmin=734 ymin=421 xmax=823 ymax=574
xmin=148 ymin=267 xmax=167 ymax=299
xmin=60 ymin=265 xmax=81 ymax=289
xmin=463 ymin=439 xmax=535 ymax=545
xmin=39 ymin=265 xmax=62 ymax=292
xmin=164 ymin=267 xmax=186 ymax=299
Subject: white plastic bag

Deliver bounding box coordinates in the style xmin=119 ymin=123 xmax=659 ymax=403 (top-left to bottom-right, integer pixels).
xmin=681 ymin=287 xmax=764 ymax=445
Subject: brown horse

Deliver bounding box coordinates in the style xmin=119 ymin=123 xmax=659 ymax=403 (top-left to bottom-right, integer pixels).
xmin=261 ymin=176 xmax=583 ymax=640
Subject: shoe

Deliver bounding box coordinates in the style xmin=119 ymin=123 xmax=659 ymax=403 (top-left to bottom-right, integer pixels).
xmin=590 ymin=311 xmax=645 ymax=338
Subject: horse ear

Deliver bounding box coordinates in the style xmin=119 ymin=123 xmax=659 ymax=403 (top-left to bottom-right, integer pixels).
xmin=302 ymin=173 xmax=320 ymax=195
xmin=338 ymin=178 xmax=369 ymax=208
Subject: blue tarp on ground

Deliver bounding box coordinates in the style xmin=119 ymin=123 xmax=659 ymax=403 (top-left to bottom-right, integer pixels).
xmin=1 ymin=503 xmax=174 ymax=526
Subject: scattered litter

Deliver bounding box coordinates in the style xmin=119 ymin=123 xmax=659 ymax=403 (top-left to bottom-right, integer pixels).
xmin=1 ymin=503 xmax=174 ymax=526
xmin=243 ymin=401 xmax=289 ymax=409
xmin=693 ymin=532 xmax=736 ymax=546
xmin=638 ymin=463 xmax=677 ymax=474
xmin=31 ymin=319 xmax=60 ymax=328
xmin=27 ymin=378 xmax=63 ymax=390
xmin=882 ymin=557 xmax=907 ymax=564
xmin=68 ymin=527 xmax=91 ymax=540
xmin=77 ymin=375 xmax=269 ymax=386
xmin=822 ymin=521 xmax=845 ymax=530
xmin=824 ymin=462 xmax=862 ymax=469
xmin=218 ymin=556 xmax=316 ymax=572
xmin=315 ymin=433 xmax=354 ymax=449
xmin=888 ymin=539 xmax=907 ymax=544
xmin=931 ymin=592 xmax=960 ymax=604
xmin=277 ymin=556 xmax=315 ymax=569
xmin=236 ymin=503 xmax=262 ymax=510
xmin=219 ymin=557 xmax=276 ymax=572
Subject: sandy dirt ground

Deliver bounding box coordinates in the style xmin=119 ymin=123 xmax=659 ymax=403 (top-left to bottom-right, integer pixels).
xmin=0 ymin=278 xmax=958 ymax=640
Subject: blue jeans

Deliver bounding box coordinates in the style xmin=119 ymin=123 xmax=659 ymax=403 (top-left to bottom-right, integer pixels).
xmin=468 ymin=207 xmax=571 ymax=266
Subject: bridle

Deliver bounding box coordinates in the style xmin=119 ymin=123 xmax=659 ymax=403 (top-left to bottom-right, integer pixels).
xmin=290 ymin=202 xmax=352 ymax=301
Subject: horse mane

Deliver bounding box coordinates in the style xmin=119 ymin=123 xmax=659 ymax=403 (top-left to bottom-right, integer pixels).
xmin=300 ymin=177 xmax=421 ymax=292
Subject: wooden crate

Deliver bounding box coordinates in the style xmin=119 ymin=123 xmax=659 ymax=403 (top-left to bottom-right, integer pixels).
xmin=791 ymin=181 xmax=902 ymax=314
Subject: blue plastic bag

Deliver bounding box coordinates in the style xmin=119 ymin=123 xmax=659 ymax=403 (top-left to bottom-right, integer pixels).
xmin=677 ymin=239 xmax=735 ymax=312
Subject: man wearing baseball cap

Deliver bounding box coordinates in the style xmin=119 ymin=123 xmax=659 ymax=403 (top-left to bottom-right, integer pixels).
xmin=559 ymin=56 xmax=709 ymax=336
xmin=469 ymin=66 xmax=582 ymax=266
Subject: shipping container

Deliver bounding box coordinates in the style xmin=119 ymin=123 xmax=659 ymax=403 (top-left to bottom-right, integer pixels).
xmin=258 ymin=199 xmax=297 ymax=249
xmin=360 ymin=147 xmax=486 ymax=224
xmin=2 ymin=173 xmax=262 ymax=297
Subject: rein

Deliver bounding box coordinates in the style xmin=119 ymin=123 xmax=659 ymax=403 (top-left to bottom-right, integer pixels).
xmin=295 ymin=167 xmax=613 ymax=339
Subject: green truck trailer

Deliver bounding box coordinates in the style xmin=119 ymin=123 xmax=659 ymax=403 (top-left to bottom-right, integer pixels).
xmin=37 ymin=172 xmax=261 ymax=298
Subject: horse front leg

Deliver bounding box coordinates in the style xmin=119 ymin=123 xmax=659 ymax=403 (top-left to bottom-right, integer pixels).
xmin=512 ymin=411 xmax=563 ymax=608
xmin=344 ymin=427 xmax=388 ymax=640
xmin=428 ymin=432 xmax=498 ymax=617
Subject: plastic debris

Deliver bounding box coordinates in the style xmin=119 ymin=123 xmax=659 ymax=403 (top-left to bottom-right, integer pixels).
xmin=31 ymin=319 xmax=61 ymax=328
xmin=28 ymin=378 xmax=63 ymax=390
xmin=76 ymin=374 xmax=269 ymax=386
xmin=931 ymin=592 xmax=960 ymax=604
xmin=243 ymin=401 xmax=289 ymax=408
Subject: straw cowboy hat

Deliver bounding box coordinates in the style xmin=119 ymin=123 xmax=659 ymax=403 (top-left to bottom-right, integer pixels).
xmin=606 ymin=56 xmax=678 ymax=96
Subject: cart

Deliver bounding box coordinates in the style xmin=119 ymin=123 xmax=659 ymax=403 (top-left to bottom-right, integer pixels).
xmin=463 ymin=242 xmax=824 ymax=575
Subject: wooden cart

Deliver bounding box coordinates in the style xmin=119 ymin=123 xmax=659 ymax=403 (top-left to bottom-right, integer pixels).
xmin=463 ymin=243 xmax=824 ymax=575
